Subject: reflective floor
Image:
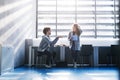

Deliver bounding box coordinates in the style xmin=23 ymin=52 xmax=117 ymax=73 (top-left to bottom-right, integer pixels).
xmin=0 ymin=67 xmax=119 ymax=80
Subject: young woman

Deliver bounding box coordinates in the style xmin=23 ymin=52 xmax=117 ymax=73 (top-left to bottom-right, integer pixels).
xmin=38 ymin=27 xmax=62 ymax=68
xmin=68 ymin=23 xmax=82 ymax=68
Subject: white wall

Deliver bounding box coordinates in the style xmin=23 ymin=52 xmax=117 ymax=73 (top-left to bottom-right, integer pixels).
xmin=0 ymin=0 xmax=36 ymax=67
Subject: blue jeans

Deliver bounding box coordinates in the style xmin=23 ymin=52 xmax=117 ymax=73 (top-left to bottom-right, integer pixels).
xmin=71 ymin=50 xmax=79 ymax=62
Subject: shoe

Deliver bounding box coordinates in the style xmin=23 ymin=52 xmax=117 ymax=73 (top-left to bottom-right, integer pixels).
xmin=45 ymin=64 xmax=51 ymax=68
xmin=73 ymin=62 xmax=77 ymax=68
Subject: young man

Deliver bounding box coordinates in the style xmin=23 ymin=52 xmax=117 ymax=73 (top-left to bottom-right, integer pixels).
xmin=38 ymin=27 xmax=62 ymax=68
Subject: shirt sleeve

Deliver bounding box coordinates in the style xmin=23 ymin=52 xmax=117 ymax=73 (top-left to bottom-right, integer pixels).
xmin=44 ymin=37 xmax=59 ymax=46
xmin=50 ymin=37 xmax=59 ymax=46
xmin=80 ymin=29 xmax=82 ymax=35
xmin=68 ymin=32 xmax=72 ymax=41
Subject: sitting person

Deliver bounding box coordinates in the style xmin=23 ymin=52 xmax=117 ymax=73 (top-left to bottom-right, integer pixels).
xmin=38 ymin=27 xmax=62 ymax=68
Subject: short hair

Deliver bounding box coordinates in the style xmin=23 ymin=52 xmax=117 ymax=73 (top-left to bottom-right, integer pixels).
xmin=43 ymin=27 xmax=51 ymax=34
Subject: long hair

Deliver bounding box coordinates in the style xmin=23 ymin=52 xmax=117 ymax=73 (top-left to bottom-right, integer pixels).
xmin=72 ymin=23 xmax=81 ymax=36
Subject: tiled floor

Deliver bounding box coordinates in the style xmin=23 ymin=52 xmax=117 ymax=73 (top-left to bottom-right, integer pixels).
xmin=0 ymin=67 xmax=119 ymax=80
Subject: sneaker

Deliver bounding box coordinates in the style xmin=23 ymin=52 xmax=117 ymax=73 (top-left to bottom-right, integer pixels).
xmin=45 ymin=64 xmax=51 ymax=68
xmin=73 ymin=62 xmax=77 ymax=68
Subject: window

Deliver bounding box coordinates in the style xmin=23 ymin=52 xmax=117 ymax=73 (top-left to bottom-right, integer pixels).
xmin=37 ymin=0 xmax=119 ymax=39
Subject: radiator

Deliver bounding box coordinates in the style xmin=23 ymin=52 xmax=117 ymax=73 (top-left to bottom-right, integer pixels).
xmin=60 ymin=46 xmax=65 ymax=61
xmin=0 ymin=44 xmax=14 ymax=75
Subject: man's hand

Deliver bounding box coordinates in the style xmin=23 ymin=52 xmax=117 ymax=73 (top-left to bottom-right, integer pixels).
xmin=57 ymin=35 xmax=66 ymax=38
xmin=57 ymin=36 xmax=63 ymax=38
